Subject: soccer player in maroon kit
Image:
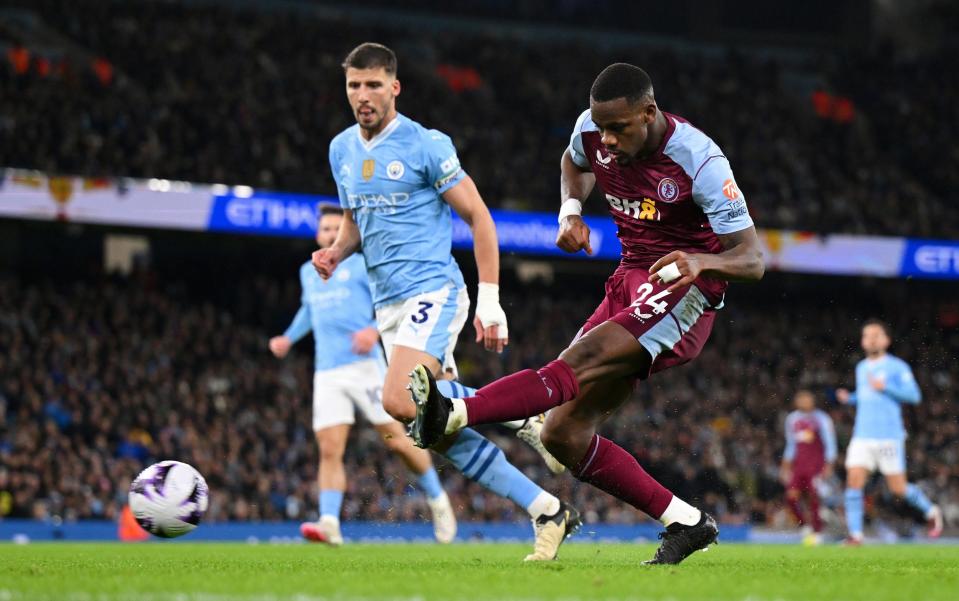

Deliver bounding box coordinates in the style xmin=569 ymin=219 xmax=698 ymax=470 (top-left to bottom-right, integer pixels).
xmin=409 ymin=63 xmax=765 ymax=564
xmin=779 ymin=390 xmax=837 ymax=545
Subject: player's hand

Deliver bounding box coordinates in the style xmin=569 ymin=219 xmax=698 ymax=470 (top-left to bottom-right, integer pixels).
xmin=779 ymin=467 xmax=791 ymax=486
xmin=269 ymin=335 xmax=292 ymax=359
xmin=648 ymin=251 xmax=705 ymax=293
xmin=474 ymin=283 xmax=509 ymax=353
xmin=351 ymin=327 xmax=379 ymax=355
xmin=869 ymin=376 xmax=886 ymax=392
xmin=555 ymin=216 xmax=593 ymax=255
xmin=312 ymin=246 xmax=343 ymax=280
xmin=836 ymin=388 xmax=851 ymax=404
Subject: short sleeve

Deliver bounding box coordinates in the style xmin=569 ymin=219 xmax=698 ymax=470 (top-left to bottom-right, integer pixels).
xmin=423 ymin=130 xmax=467 ymax=194
xmin=567 ymin=109 xmax=592 ymax=169
xmin=692 ymin=156 xmax=754 ymax=235
xmin=328 ymin=141 xmax=349 ymax=208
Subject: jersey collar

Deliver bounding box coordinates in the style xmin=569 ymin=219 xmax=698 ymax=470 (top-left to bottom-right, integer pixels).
xmin=356 ymin=114 xmax=403 ymax=152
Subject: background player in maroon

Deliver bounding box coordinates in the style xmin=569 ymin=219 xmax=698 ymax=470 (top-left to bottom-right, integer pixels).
xmin=779 ymin=390 xmax=838 ymax=545
xmin=408 ymin=62 xmax=765 ymax=565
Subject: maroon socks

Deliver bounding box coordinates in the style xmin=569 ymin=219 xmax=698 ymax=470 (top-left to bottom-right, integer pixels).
xmin=464 ymin=359 xmax=579 ymax=426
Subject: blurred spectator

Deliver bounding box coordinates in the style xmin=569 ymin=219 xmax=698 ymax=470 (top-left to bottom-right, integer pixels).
xmin=0 ymin=0 xmax=957 ymax=237
xmin=1 ymin=268 xmax=955 ymax=528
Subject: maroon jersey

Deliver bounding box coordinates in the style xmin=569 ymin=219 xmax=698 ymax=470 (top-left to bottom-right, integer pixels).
xmin=784 ymin=409 xmax=838 ymax=475
xmin=568 ymin=110 xmax=753 ymax=305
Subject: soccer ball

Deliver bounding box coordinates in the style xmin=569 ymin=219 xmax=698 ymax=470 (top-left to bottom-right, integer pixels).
xmin=128 ymin=460 xmax=209 ymax=538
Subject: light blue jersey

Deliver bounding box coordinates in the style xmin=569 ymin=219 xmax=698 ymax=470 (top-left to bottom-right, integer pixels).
xmin=328 ymin=113 xmax=467 ymax=308
xmin=848 ymin=354 xmax=921 ymax=440
xmin=283 ymin=254 xmax=385 ymax=372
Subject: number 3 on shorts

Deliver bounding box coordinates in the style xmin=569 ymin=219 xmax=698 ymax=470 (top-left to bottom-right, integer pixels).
xmin=630 ymin=283 xmax=670 ymax=319
xmin=411 ymin=301 xmax=434 ymax=324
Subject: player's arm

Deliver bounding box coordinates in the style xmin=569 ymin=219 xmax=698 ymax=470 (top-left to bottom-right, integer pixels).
xmin=351 ymin=270 xmax=380 ymax=355
xmin=312 ymin=209 xmax=360 ymax=280
xmin=650 ymin=226 xmax=765 ymax=293
xmin=780 ymin=416 xmax=796 ymax=482
xmin=882 ymin=362 xmax=922 ymax=404
xmin=270 ymin=294 xmax=312 ymax=359
xmin=819 ymin=412 xmax=838 ymax=470
xmin=443 ymin=178 xmax=508 ymax=353
xmin=556 ymin=148 xmax=597 ymax=255
xmin=649 ymin=152 xmax=764 ymax=291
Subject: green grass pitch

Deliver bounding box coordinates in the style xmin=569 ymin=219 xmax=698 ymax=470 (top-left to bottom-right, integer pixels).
xmin=2 ymin=542 xmax=958 ymax=601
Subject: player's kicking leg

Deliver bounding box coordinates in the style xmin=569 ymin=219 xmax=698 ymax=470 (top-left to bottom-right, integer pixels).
xmin=410 ymin=355 xmax=717 ymax=565
xmin=410 ymin=316 xmax=720 ymax=565
xmin=437 ymin=380 xmax=565 ymax=474
xmin=383 ymin=345 xmax=579 ymax=560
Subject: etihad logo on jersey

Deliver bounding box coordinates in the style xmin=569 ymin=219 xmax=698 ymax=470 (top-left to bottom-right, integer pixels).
xmin=595 ymin=149 xmax=612 ymax=167
xmin=606 ymin=194 xmax=660 ymax=221
xmin=307 ymin=287 xmax=350 ymax=307
xmin=347 ymin=192 xmax=409 ymax=215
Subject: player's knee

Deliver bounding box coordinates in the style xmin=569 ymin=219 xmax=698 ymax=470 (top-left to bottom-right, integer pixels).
xmin=381 ymin=387 xmax=415 ymax=422
xmin=558 ymin=336 xmax=605 ymax=378
xmin=316 ymin=439 xmax=345 ymax=463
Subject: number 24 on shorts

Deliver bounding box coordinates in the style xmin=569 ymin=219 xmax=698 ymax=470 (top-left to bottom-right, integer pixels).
xmin=630 ymin=283 xmax=670 ymax=319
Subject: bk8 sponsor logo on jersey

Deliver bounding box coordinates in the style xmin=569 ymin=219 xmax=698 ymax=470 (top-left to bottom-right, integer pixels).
xmin=605 ymin=194 xmax=660 ymax=221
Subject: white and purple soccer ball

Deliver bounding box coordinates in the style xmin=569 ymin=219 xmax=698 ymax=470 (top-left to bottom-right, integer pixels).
xmin=128 ymin=460 xmax=209 ymax=538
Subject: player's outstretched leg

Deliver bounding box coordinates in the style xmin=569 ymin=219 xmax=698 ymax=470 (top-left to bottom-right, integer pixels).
xmin=436 ymin=379 xmax=565 ymax=474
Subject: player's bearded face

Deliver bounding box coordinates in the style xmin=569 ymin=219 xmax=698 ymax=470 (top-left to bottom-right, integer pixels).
xmin=861 ymin=325 xmax=890 ymax=355
xmin=317 ymin=214 xmax=342 ymax=249
xmin=345 ymin=67 xmax=400 ymax=132
xmin=590 ymin=97 xmax=657 ymax=164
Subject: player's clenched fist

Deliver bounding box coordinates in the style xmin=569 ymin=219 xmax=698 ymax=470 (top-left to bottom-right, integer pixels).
xmin=556 ymin=215 xmax=593 ymax=255
xmin=312 ymin=247 xmax=342 ymax=280
xmin=269 ymin=335 xmax=292 ymax=359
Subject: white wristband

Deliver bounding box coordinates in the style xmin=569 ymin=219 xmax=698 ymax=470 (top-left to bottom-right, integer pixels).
xmin=475 ymin=282 xmax=508 ymax=338
xmin=476 ymin=282 xmax=499 ymax=305
xmin=558 ymin=198 xmax=583 ymax=224
xmin=657 ymin=262 xmax=682 ymax=284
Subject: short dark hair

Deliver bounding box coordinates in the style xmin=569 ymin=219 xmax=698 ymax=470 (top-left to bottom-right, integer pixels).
xmin=863 ymin=318 xmax=891 ymax=336
xmin=590 ymin=63 xmax=654 ymax=105
xmin=342 ymin=42 xmax=397 ymax=75
xmin=319 ymin=204 xmax=343 ymax=217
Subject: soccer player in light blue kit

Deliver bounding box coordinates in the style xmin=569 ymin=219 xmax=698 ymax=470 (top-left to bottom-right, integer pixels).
xmin=836 ymin=319 xmax=943 ymax=543
xmin=270 ymin=205 xmax=456 ymax=546
xmin=312 ymin=43 xmax=575 ymax=561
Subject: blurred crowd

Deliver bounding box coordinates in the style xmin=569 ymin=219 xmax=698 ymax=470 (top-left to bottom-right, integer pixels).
xmin=1 ymin=268 xmax=956 ymax=534
xmin=2 ymin=0 xmax=958 ymax=237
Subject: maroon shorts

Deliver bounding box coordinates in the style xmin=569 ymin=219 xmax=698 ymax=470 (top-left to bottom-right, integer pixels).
xmin=788 ymin=471 xmax=820 ymax=493
xmin=578 ymin=264 xmax=716 ymax=379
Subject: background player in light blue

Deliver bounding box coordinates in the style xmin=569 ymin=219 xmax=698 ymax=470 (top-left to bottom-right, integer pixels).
xmin=312 ymin=43 xmax=575 ymax=561
xmin=270 ymin=205 xmax=455 ymax=546
xmin=836 ymin=319 xmax=943 ymax=543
